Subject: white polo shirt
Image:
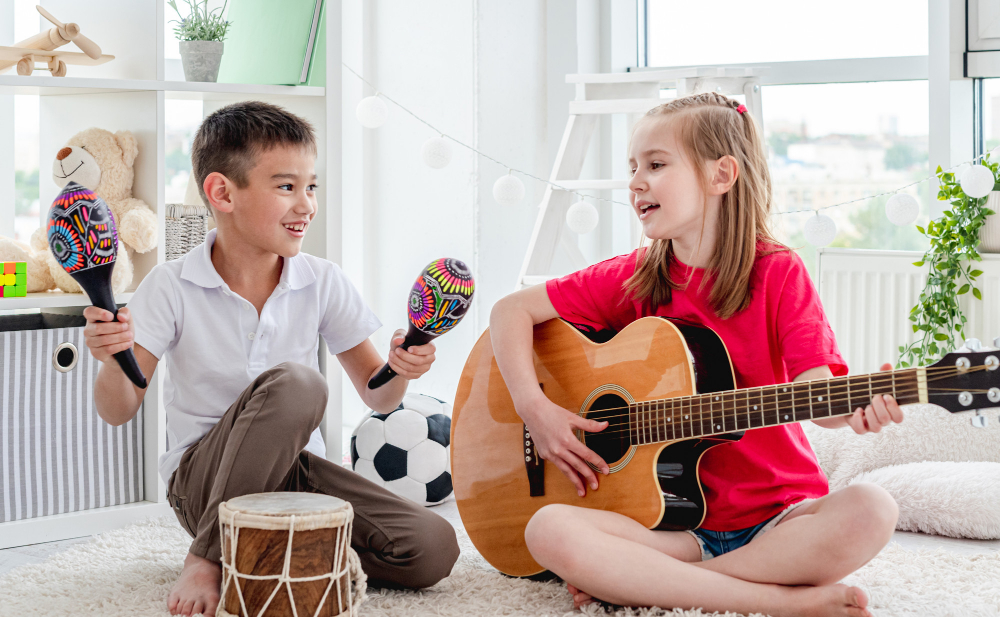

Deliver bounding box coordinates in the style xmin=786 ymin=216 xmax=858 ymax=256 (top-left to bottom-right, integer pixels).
xmin=128 ymin=229 xmax=382 ymax=485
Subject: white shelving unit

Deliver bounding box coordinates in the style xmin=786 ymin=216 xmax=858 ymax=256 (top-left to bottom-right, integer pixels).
xmin=0 ymin=0 xmax=341 ymax=549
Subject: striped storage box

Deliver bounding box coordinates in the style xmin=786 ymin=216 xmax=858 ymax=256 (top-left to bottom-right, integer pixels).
xmin=0 ymin=313 xmax=143 ymax=523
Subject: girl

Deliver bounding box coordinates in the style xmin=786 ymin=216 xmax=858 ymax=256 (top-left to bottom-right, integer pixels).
xmin=489 ymin=93 xmax=903 ymax=617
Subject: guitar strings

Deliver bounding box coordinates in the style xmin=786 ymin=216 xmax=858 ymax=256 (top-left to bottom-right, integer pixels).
xmin=556 ymin=365 xmax=985 ymax=423
xmin=567 ymin=380 xmax=965 ymax=435
xmin=576 ymin=380 xmax=992 ymax=441
xmin=548 ymin=367 xmax=991 ymax=434
xmin=571 ymin=386 xmax=980 ymax=442
xmin=578 ymin=386 xmax=927 ymax=441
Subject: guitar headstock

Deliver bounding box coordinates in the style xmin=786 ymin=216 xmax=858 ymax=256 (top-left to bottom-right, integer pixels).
xmin=927 ymin=338 xmax=1000 ymax=426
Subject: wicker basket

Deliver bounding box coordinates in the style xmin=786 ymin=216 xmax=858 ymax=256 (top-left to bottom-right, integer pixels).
xmin=165 ymin=204 xmax=211 ymax=261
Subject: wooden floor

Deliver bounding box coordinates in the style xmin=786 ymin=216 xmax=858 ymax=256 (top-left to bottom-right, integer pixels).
xmin=1 ymin=499 xmax=998 ymax=578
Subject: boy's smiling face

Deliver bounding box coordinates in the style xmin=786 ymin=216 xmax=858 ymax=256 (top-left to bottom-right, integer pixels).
xmin=226 ymin=144 xmax=318 ymax=257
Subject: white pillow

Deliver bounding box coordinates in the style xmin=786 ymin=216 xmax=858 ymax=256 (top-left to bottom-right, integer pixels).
xmin=802 ymin=404 xmax=1000 ymax=490
xmin=850 ymin=462 xmax=1000 ymax=540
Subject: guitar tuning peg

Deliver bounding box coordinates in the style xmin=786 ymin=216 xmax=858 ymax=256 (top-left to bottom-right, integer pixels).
xmin=965 ymin=338 xmax=982 ymax=351
xmin=971 ymin=411 xmax=988 ymax=428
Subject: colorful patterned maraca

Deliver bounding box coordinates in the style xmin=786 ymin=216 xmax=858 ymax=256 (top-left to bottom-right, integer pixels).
xmin=48 ymin=181 xmax=147 ymax=389
xmin=367 ymin=258 xmax=475 ymax=389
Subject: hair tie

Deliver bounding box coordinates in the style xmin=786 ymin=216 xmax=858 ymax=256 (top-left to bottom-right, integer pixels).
xmin=736 ymin=104 xmax=747 ymax=115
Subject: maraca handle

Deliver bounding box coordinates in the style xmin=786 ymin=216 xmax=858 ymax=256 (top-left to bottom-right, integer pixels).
xmin=367 ymin=362 xmax=397 ymax=390
xmin=113 ymin=348 xmax=148 ymax=390
xmin=85 ymin=274 xmax=147 ymax=390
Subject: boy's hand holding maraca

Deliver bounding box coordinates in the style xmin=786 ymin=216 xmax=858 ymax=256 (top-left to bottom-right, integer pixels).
xmin=83 ymin=306 xmax=136 ymax=365
xmin=367 ymin=258 xmax=474 ymax=389
xmin=386 ymin=328 xmax=437 ymax=380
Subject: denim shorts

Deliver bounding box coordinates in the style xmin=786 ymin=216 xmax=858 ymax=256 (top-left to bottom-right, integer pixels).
xmin=686 ymin=498 xmax=815 ymax=561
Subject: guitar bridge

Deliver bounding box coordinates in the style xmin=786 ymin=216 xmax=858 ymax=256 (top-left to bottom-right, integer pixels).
xmin=523 ymin=424 xmax=545 ymax=496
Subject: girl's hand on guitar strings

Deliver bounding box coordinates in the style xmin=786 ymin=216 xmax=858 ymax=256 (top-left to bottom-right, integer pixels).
xmin=519 ymin=396 xmax=609 ymax=497
xmin=847 ymin=363 xmax=905 ymax=435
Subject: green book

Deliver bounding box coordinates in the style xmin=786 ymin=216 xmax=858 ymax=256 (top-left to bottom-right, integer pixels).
xmin=218 ymin=0 xmax=326 ymax=87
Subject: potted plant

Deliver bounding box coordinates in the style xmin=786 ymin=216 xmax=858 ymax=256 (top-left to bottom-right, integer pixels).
xmin=169 ymin=0 xmax=231 ymax=83
xmin=898 ymin=159 xmax=997 ymax=368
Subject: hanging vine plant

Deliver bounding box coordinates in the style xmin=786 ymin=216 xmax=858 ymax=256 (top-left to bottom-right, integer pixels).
xmin=898 ymin=160 xmax=997 ymax=368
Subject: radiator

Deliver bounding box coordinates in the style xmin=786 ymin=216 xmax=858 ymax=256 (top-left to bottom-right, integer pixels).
xmin=0 ymin=314 xmax=144 ymax=523
xmin=817 ymin=248 xmax=1000 ymax=375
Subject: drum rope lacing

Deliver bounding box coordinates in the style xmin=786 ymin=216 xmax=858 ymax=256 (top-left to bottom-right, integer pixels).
xmin=219 ymin=509 xmax=368 ymax=617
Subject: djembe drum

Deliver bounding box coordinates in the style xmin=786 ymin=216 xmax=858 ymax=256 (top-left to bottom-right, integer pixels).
xmin=218 ymin=493 xmax=366 ymax=617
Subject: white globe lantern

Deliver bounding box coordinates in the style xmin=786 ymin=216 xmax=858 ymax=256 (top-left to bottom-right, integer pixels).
xmin=803 ymin=213 xmax=837 ymax=247
xmin=356 ymin=95 xmax=388 ymax=128
xmin=959 ymin=164 xmax=995 ymax=199
xmin=421 ymin=136 xmax=452 ymax=169
xmin=493 ymin=173 xmax=525 ymax=206
xmin=566 ymin=201 xmax=599 ymax=234
xmin=885 ymin=193 xmax=920 ymax=227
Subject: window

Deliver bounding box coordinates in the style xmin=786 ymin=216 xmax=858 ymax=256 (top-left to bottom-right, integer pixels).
xmin=643 ymin=1 xmax=931 ymax=275
xmin=646 ymin=0 xmax=927 ymax=66
xmin=764 ymin=81 xmax=929 ymax=267
xmin=164 ymin=100 xmax=203 ymax=205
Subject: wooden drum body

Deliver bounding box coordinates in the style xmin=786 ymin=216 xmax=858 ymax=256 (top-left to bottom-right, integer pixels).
xmin=218 ymin=493 xmax=366 ymax=617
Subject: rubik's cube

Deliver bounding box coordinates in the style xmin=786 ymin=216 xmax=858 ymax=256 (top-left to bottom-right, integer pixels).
xmin=0 ymin=262 xmax=26 ymax=297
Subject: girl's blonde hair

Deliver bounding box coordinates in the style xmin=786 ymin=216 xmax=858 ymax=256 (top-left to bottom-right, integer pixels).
xmin=624 ymin=92 xmax=783 ymax=319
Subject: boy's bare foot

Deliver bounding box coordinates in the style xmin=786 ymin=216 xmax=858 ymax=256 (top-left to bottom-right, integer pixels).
xmin=785 ymin=583 xmax=871 ymax=617
xmin=168 ymin=552 xmax=222 ymax=616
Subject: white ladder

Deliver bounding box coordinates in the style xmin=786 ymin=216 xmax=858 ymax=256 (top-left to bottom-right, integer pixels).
xmin=516 ymin=67 xmax=765 ymax=289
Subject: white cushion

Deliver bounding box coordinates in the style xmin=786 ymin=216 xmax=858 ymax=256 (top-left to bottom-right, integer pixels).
xmin=802 ymin=404 xmax=1000 ymax=490
xmin=850 ymin=462 xmax=1000 ymax=540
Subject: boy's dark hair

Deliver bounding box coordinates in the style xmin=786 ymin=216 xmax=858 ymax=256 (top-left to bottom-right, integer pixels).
xmin=191 ymin=101 xmax=316 ymax=204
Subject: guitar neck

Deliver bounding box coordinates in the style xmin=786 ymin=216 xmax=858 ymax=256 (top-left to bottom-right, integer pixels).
xmin=629 ymin=367 xmax=928 ymax=444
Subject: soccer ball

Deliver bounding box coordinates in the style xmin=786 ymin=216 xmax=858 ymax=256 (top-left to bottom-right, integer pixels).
xmin=350 ymin=393 xmax=453 ymax=506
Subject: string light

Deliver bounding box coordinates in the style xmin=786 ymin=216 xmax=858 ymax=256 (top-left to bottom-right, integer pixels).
xmin=566 ymin=201 xmax=599 ymax=234
xmin=342 ymin=63 xmax=997 ymax=235
xmin=803 ymin=212 xmax=837 ymax=247
xmin=493 ymin=171 xmax=526 ymax=206
xmin=421 ymin=136 xmax=452 ymax=169
xmin=355 ymin=94 xmax=387 ymax=128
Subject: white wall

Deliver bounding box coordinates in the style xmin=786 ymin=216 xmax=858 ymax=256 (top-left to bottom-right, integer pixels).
xmin=340 ymin=1 xmax=640 ymax=435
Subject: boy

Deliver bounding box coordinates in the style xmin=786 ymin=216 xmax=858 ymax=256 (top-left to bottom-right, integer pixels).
xmin=83 ymin=101 xmax=460 ymax=617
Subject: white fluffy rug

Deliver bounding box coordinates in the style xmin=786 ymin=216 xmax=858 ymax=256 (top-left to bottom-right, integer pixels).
xmin=1 ymin=516 xmax=999 ymax=617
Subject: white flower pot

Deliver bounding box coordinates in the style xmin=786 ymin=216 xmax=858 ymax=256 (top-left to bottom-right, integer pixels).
xmin=179 ymin=40 xmax=224 ymax=82
xmin=980 ymin=191 xmax=1000 ymax=253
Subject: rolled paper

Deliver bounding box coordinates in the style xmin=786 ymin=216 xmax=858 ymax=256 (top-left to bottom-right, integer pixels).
xmin=368 ymin=258 xmax=475 ymax=390
xmin=47 ymin=181 xmax=147 ymax=389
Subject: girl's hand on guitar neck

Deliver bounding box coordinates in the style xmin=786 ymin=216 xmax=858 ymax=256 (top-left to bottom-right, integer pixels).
xmin=845 ymin=363 xmax=904 ymax=434
xmin=519 ymin=395 xmax=610 ymax=498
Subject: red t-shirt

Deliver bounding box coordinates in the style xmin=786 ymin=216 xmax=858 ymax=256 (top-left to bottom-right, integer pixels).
xmin=545 ymin=245 xmax=845 ymax=530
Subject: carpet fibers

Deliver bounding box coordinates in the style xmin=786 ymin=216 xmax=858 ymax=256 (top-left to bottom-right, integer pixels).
xmin=1 ymin=516 xmax=997 ymax=617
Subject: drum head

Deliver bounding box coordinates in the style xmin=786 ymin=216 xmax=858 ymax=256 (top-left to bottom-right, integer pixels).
xmin=224 ymin=492 xmax=347 ymax=516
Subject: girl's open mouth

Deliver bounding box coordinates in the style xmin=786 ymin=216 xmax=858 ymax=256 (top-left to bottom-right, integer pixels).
xmin=638 ymin=203 xmax=660 ymax=220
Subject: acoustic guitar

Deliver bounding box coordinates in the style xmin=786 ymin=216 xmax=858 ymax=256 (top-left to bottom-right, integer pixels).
xmin=451 ymin=316 xmax=1000 ymax=577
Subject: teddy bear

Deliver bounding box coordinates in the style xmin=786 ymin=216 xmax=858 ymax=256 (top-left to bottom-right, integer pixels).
xmin=31 ymin=128 xmax=158 ymax=294
xmin=0 ymin=236 xmax=54 ymax=293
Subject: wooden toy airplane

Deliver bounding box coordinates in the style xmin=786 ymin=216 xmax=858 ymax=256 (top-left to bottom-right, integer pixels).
xmin=0 ymin=6 xmax=114 ymax=77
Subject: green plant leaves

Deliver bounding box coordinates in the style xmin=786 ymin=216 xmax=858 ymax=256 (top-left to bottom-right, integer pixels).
xmin=901 ymin=163 xmax=994 ymax=368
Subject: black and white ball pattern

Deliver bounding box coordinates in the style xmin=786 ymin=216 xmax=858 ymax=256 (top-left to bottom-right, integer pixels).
xmin=350 ymin=393 xmax=453 ymax=506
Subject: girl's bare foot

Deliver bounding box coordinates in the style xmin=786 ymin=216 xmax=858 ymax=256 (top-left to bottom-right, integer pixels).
xmin=566 ymin=583 xmax=594 ymax=609
xmin=168 ymin=552 xmax=222 ymax=616
xmin=785 ymin=583 xmax=871 ymax=617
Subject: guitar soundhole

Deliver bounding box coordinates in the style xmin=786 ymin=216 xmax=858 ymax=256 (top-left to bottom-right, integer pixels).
xmin=582 ymin=393 xmax=631 ymax=466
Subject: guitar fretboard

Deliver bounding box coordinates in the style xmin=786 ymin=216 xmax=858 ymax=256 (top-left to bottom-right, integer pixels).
xmin=629 ymin=369 xmax=926 ymax=444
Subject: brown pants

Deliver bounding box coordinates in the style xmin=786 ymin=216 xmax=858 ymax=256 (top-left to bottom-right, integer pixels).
xmin=166 ymin=362 xmax=460 ymax=589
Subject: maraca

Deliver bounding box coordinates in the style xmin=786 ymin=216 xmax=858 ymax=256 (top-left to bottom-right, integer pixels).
xmin=367 ymin=258 xmax=475 ymax=389
xmin=47 ymin=182 xmax=147 ymax=389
